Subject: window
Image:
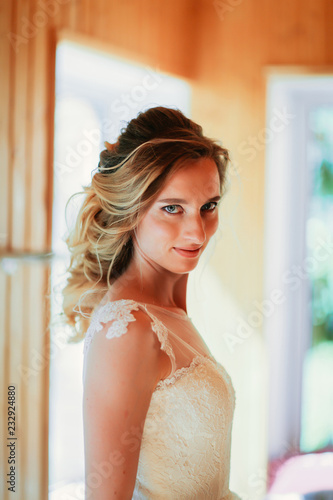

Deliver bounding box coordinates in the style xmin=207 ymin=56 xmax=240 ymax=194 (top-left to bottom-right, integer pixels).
xmin=301 ymin=105 xmax=333 ymax=453
xmin=264 ymin=73 xmax=333 ymax=493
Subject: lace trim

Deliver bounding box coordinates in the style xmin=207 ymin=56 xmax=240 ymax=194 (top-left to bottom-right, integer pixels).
xmin=155 ymin=354 xmax=236 ymax=409
xmin=155 ymin=354 xmax=212 ymax=390
xmin=83 ymin=299 xmax=140 ymax=356
xmin=83 ymin=300 xmax=176 ymax=370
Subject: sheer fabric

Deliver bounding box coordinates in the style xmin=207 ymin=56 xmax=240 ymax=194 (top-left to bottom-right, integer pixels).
xmin=83 ymin=295 xmax=241 ymax=500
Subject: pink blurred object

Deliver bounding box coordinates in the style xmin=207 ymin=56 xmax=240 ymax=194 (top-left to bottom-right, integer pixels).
xmin=269 ymin=452 xmax=333 ymax=494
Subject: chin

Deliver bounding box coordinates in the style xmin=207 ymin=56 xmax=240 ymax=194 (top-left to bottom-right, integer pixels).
xmin=152 ymin=253 xmax=201 ymax=274
xmin=169 ymin=262 xmax=199 ymax=274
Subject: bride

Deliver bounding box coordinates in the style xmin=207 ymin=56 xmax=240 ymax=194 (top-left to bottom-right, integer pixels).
xmin=62 ymin=106 xmax=241 ymax=499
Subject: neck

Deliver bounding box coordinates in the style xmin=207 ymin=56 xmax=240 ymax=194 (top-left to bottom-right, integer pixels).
xmin=113 ymin=253 xmax=189 ymax=312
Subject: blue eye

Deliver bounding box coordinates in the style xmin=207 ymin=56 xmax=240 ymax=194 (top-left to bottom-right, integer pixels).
xmin=162 ymin=201 xmax=219 ymax=214
xmin=163 ymin=205 xmax=181 ymax=214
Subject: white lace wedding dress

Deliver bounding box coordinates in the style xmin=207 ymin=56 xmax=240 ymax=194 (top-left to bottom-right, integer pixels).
xmin=83 ymin=296 xmax=241 ymax=500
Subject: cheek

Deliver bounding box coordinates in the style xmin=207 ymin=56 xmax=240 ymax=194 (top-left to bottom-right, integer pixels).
xmin=136 ymin=213 xmax=177 ymax=243
xmin=151 ymin=211 xmax=180 ymax=233
xmin=206 ymin=214 xmax=219 ymax=236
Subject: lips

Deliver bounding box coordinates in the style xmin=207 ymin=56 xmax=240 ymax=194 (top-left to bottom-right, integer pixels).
xmin=179 ymin=246 xmax=202 ymax=251
xmin=173 ymin=246 xmax=202 ymax=258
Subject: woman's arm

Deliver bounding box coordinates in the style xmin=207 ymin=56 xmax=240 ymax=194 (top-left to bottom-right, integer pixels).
xmin=83 ymin=309 xmax=168 ymax=500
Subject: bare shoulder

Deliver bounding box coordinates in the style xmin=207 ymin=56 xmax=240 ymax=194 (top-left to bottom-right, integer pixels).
xmin=84 ymin=306 xmax=166 ymax=391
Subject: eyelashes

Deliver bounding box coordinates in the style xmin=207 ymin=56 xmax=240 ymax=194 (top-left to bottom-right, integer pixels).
xmin=162 ymin=202 xmax=219 ymax=215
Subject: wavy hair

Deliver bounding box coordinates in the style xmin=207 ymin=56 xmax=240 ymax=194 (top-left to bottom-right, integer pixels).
xmin=60 ymin=106 xmax=230 ymax=340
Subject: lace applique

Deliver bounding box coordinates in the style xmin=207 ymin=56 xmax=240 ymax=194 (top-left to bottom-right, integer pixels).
xmin=83 ymin=300 xmax=176 ymax=371
xmin=150 ymin=317 xmax=174 ymax=363
xmin=83 ymin=299 xmax=140 ymax=356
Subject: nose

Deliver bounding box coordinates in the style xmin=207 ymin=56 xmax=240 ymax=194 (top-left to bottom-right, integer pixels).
xmin=182 ymin=213 xmax=206 ymax=245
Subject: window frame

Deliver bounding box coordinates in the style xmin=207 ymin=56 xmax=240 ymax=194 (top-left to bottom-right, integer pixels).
xmin=263 ymin=70 xmax=333 ymax=462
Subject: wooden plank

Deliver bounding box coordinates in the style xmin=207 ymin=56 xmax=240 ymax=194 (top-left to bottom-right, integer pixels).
xmin=9 ymin=34 xmax=34 ymax=473
xmin=326 ymin=0 xmax=333 ymax=62
xmin=67 ymin=0 xmax=79 ymax=31
xmin=98 ymin=0 xmax=112 ymax=42
xmin=19 ymin=264 xmax=30 ymax=497
xmin=24 ymin=0 xmax=34 ymax=252
xmin=41 ymin=267 xmax=51 ymax=499
xmin=301 ymin=0 xmax=326 ymax=64
xmin=0 ymin=0 xmax=11 ymax=251
xmin=11 ymin=0 xmax=29 ymax=251
xmin=7 ymin=266 xmax=25 ymax=499
xmin=29 ymin=22 xmax=53 ymax=250
xmin=0 ymin=1 xmax=13 ymax=497
xmin=24 ymin=263 xmax=50 ymax=499
xmin=79 ymin=0 xmax=91 ymax=35
xmin=45 ymin=27 xmax=56 ymax=251
xmin=3 ymin=2 xmax=22 ymax=498
xmin=57 ymin=0 xmax=74 ymax=31
xmin=0 ymin=270 xmax=10 ymax=500
xmin=92 ymin=0 xmax=104 ymax=39
xmin=19 ymin=0 xmax=54 ymax=495
xmin=5 ymin=261 xmax=51 ymax=500
xmin=7 ymin=2 xmax=30 ymax=498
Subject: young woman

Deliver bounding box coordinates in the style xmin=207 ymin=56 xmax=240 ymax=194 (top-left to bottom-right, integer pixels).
xmin=62 ymin=106 xmax=240 ymax=499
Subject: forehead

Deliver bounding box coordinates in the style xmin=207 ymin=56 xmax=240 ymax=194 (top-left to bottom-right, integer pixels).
xmin=159 ymin=158 xmax=220 ymax=198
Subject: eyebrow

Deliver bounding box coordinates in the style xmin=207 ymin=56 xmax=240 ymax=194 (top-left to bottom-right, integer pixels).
xmin=158 ymin=195 xmax=221 ymax=204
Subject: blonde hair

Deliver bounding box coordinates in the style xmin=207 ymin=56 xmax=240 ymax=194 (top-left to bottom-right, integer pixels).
xmin=61 ymin=106 xmax=230 ymax=340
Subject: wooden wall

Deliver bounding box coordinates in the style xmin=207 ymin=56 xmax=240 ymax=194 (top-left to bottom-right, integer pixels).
xmin=1 ymin=0 xmax=332 ymax=498
xmin=1 ymin=1 xmax=55 ymax=498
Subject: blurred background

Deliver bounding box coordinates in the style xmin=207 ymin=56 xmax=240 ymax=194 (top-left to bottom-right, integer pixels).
xmin=0 ymin=0 xmax=333 ymax=499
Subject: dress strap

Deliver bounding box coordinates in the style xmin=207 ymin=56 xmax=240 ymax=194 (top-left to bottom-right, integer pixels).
xmin=164 ymin=328 xmax=205 ymax=358
xmin=136 ymin=303 xmax=177 ymax=378
xmin=83 ymin=299 xmax=177 ymax=378
xmin=139 ymin=304 xmax=205 ymax=360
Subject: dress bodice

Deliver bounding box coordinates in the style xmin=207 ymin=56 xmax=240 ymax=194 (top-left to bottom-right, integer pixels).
xmin=83 ymin=298 xmax=241 ymax=500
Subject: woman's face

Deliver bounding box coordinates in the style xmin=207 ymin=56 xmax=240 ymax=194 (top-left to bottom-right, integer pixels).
xmin=133 ymin=157 xmax=221 ymax=274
